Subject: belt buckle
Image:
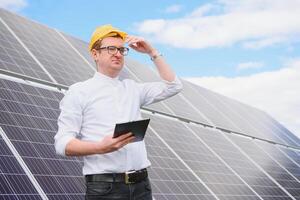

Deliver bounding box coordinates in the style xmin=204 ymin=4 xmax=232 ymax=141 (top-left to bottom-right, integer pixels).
xmin=125 ymin=171 xmax=135 ymax=184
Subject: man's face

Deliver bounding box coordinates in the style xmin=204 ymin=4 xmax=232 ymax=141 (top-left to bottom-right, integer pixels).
xmin=92 ymin=37 xmax=126 ymax=74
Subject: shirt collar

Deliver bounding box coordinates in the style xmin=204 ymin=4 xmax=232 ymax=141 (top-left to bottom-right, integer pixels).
xmin=93 ymin=71 xmax=120 ymax=84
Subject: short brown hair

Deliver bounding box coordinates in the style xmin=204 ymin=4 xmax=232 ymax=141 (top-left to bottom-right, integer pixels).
xmin=91 ymin=39 xmax=102 ymax=51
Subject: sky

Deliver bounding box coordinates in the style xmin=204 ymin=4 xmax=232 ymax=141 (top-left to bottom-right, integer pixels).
xmin=1 ymin=0 xmax=299 ymax=140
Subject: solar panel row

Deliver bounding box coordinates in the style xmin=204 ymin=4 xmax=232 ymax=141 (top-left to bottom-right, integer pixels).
xmin=1 ymin=77 xmax=300 ymax=199
xmin=0 ymin=8 xmax=300 ymax=200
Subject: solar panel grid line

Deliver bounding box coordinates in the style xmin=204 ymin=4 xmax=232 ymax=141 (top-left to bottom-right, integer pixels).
xmin=0 ymin=138 xmax=43 ymax=200
xmin=222 ymin=134 xmax=297 ymax=200
xmin=0 ymin=9 xmax=94 ymax=86
xmin=224 ymin=97 xmax=299 ymax=148
xmin=253 ymin=141 xmax=300 ymax=184
xmin=181 ymin=81 xmax=244 ymax=134
xmin=0 ymin=127 xmax=48 ymax=200
xmin=248 ymin=105 xmax=300 ymax=146
xmin=187 ymin=82 xmax=295 ymax=147
xmin=182 ymin=124 xmax=264 ymax=200
xmin=188 ymin=83 xmax=265 ymax=138
xmin=253 ymin=110 xmax=300 ymax=147
xmin=176 ymin=92 xmax=216 ymax=127
xmin=0 ymin=78 xmax=85 ymax=198
xmin=55 ymin=29 xmax=96 ymax=72
xmin=59 ymin=33 xmax=95 ymax=66
xmin=202 ymin=87 xmax=290 ymax=146
xmin=234 ymin=104 xmax=296 ymax=146
xmin=147 ymin=125 xmax=220 ymax=200
xmin=0 ymin=17 xmax=57 ymax=84
xmin=0 ymin=69 xmax=69 ymax=91
xmin=277 ymin=147 xmax=300 ymax=168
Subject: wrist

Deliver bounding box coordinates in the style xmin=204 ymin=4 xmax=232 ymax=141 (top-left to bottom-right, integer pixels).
xmin=148 ymin=48 xmax=159 ymax=57
xmin=149 ymin=49 xmax=163 ymax=61
xmin=95 ymin=141 xmax=105 ymax=154
xmin=150 ymin=53 xmax=163 ymax=61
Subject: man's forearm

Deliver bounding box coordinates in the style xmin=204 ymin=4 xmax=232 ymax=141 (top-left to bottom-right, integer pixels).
xmin=65 ymin=138 xmax=102 ymax=156
xmin=64 ymin=132 xmax=135 ymax=156
xmin=149 ymin=49 xmax=176 ymax=82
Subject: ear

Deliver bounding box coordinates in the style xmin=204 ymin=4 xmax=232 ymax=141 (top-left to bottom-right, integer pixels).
xmin=90 ymin=49 xmax=98 ymax=61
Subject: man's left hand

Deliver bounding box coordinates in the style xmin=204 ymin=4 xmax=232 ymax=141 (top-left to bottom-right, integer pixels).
xmin=126 ymin=35 xmax=158 ymax=57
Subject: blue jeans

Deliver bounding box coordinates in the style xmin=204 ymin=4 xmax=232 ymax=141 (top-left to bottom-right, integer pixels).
xmin=85 ymin=177 xmax=152 ymax=200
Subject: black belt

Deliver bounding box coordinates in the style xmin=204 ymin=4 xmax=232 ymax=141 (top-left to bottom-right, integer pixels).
xmin=85 ymin=168 xmax=148 ymax=184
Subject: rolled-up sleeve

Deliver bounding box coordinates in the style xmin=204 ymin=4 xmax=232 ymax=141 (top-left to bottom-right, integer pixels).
xmin=54 ymin=85 xmax=83 ymax=156
xmin=138 ymin=76 xmax=183 ymax=107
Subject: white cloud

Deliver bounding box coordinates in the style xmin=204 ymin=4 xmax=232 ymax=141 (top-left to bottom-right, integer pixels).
xmin=243 ymin=37 xmax=287 ymax=49
xmin=165 ymin=4 xmax=182 ymax=14
xmin=0 ymin=0 xmax=27 ymax=11
xmin=185 ymin=58 xmax=300 ymax=140
xmin=136 ymin=0 xmax=300 ymax=49
xmin=236 ymin=61 xmax=264 ymax=71
xmin=189 ymin=4 xmax=216 ymax=17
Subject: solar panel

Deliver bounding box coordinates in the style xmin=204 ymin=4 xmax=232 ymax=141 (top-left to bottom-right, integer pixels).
xmin=278 ymin=147 xmax=300 ymax=167
xmin=143 ymin=113 xmax=263 ymax=200
xmin=252 ymin=111 xmax=300 ymax=147
xmin=180 ymin=80 xmax=242 ymax=132
xmin=0 ymin=16 xmax=52 ymax=82
xmin=188 ymin=124 xmax=294 ymax=200
xmin=144 ymin=128 xmax=216 ymax=200
xmin=59 ymin=32 xmax=94 ymax=66
xmin=189 ymin=81 xmax=299 ymax=147
xmin=0 ymin=77 xmax=85 ymax=199
xmin=228 ymin=99 xmax=299 ymax=146
xmin=228 ymin=135 xmax=300 ymax=199
xmin=0 ymin=135 xmax=43 ymax=200
xmin=255 ymin=141 xmax=300 ymax=182
xmin=0 ymin=9 xmax=94 ymax=86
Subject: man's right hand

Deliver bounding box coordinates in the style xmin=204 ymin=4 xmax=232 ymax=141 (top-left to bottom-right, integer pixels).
xmin=98 ymin=132 xmax=135 ymax=154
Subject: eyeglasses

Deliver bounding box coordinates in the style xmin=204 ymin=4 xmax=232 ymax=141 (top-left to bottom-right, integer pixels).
xmin=98 ymin=46 xmax=129 ymax=56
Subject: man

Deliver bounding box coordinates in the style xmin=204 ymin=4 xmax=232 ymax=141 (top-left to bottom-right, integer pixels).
xmin=54 ymin=24 xmax=182 ymax=200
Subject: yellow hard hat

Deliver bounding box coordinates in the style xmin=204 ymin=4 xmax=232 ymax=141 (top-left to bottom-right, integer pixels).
xmin=89 ymin=24 xmax=127 ymax=51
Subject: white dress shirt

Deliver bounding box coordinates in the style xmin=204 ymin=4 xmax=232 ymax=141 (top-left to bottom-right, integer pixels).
xmin=54 ymin=71 xmax=182 ymax=175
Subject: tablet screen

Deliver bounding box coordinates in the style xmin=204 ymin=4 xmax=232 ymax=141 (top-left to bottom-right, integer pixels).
xmin=113 ymin=119 xmax=150 ymax=142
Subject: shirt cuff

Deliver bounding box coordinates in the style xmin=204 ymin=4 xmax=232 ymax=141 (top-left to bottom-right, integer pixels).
xmin=54 ymin=134 xmax=76 ymax=156
xmin=162 ymin=76 xmax=183 ymax=90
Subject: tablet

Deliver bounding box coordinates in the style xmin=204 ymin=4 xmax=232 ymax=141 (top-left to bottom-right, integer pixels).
xmin=113 ymin=119 xmax=150 ymax=142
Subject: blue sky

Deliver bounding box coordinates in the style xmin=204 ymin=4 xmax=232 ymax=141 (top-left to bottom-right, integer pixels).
xmin=1 ymin=0 xmax=300 ymax=139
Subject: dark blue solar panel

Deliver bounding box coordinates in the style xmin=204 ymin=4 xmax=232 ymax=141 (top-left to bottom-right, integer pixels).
xmin=0 ymin=13 xmax=52 ymax=82
xmin=0 ymin=9 xmax=94 ymax=86
xmin=144 ymin=127 xmax=216 ymax=200
xmin=143 ymin=113 xmax=262 ymax=200
xmin=0 ymin=78 xmax=85 ymax=199
xmin=188 ymin=124 xmax=294 ymax=200
xmin=229 ymin=135 xmax=300 ymax=199
xmin=0 ymin=137 xmax=42 ymax=199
